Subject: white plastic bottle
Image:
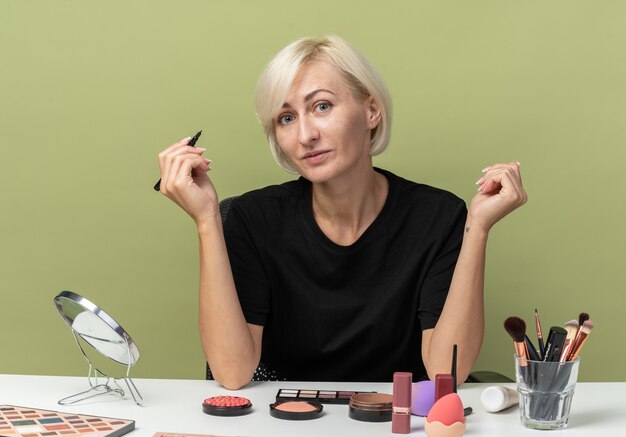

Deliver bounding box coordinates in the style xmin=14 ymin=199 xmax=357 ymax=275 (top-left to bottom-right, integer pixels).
xmin=480 ymin=386 xmax=519 ymax=412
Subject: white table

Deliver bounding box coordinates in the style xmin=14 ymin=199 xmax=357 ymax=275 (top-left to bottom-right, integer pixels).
xmin=1 ymin=375 xmax=624 ymax=436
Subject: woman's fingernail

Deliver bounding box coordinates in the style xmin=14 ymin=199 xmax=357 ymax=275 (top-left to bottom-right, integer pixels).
xmin=197 ymin=147 xmax=206 ymax=152
xmin=203 ymin=158 xmax=212 ymax=163
xmin=481 ymin=167 xmax=490 ymax=173
xmin=182 ymin=136 xmax=191 ymax=143
xmin=475 ymin=178 xmax=483 ymax=185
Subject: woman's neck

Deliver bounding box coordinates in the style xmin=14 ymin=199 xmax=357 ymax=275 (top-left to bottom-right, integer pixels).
xmin=311 ymin=167 xmax=388 ymax=246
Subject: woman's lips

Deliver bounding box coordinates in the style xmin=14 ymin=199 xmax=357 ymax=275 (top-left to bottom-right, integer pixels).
xmin=303 ymin=150 xmax=330 ymax=165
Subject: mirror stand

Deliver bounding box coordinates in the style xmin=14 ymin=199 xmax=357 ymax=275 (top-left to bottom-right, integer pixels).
xmin=58 ymin=325 xmax=144 ymax=406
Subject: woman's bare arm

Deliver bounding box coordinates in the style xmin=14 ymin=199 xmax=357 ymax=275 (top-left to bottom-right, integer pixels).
xmin=158 ymin=137 xmax=262 ymax=389
xmin=422 ymin=161 xmax=527 ymax=383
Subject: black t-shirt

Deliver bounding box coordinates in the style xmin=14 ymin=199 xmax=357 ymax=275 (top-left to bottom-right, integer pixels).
xmin=223 ymin=168 xmax=466 ymax=382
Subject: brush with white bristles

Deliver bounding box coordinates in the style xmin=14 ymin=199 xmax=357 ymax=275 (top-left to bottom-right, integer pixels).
xmin=559 ymin=320 xmax=579 ymax=362
xmin=568 ymin=320 xmax=594 ymax=361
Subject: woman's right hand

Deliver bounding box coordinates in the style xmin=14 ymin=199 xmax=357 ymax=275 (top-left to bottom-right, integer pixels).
xmin=157 ymin=136 xmax=219 ymax=223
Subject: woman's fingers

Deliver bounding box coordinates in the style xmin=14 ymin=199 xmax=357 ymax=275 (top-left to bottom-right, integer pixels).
xmin=477 ymin=161 xmax=523 ymax=194
xmin=161 ymin=153 xmax=216 ymax=220
xmin=162 ymin=153 xmax=211 ymax=195
xmin=484 ymin=168 xmax=526 ymax=206
xmin=156 ymin=136 xmax=220 ymax=222
xmin=158 ymin=137 xmax=207 ymax=194
xmin=469 ymin=161 xmax=527 ymax=231
xmin=160 ymin=145 xmax=206 ymax=180
xmin=158 ymin=137 xmax=191 ymax=175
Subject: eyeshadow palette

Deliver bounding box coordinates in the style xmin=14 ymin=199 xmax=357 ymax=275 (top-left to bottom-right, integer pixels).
xmin=275 ymin=389 xmax=376 ymax=405
xmin=0 ymin=405 xmax=134 ymax=437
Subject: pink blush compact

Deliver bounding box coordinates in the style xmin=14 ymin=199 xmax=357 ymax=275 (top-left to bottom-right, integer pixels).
xmin=202 ymin=396 xmax=252 ymax=417
xmin=269 ymin=401 xmax=323 ymax=420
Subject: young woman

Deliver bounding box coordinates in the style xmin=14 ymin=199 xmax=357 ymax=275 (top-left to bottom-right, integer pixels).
xmin=158 ymin=35 xmax=527 ymax=389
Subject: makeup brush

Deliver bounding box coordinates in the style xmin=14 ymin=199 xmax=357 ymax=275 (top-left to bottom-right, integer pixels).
xmin=559 ymin=320 xmax=579 ymax=362
xmin=534 ymin=309 xmax=545 ymax=360
xmin=504 ymin=317 xmax=530 ymax=386
xmin=524 ymin=335 xmax=541 ymax=361
xmin=569 ymin=312 xmax=590 ymax=358
xmin=568 ymin=320 xmax=594 ymax=361
xmin=504 ymin=317 xmax=530 ymax=361
xmin=578 ymin=312 xmax=590 ymax=326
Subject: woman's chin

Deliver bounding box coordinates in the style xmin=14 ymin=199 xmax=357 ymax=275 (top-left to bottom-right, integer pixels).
xmin=298 ymin=165 xmax=338 ymax=184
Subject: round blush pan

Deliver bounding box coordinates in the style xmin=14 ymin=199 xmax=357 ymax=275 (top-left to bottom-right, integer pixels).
xmin=202 ymin=395 xmax=252 ymax=417
xmin=269 ymin=401 xmax=323 ymax=420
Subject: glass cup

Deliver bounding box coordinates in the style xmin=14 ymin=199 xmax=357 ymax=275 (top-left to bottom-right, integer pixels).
xmin=514 ymin=356 xmax=580 ymax=430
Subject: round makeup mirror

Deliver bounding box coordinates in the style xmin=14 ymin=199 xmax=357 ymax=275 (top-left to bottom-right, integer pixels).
xmin=54 ymin=290 xmax=143 ymax=405
xmin=54 ymin=291 xmax=139 ymax=365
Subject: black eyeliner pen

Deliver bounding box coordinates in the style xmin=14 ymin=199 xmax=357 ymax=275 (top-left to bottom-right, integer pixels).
xmin=154 ymin=130 xmax=203 ymax=191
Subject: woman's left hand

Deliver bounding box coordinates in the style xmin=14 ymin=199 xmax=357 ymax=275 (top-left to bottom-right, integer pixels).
xmin=469 ymin=161 xmax=528 ymax=233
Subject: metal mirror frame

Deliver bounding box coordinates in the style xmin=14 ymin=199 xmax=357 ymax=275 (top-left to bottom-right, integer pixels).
xmin=54 ymin=290 xmax=143 ymax=406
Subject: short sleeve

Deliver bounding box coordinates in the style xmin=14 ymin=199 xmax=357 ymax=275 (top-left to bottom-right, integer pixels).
xmin=418 ymin=201 xmax=467 ymax=330
xmin=223 ymin=199 xmax=271 ymax=326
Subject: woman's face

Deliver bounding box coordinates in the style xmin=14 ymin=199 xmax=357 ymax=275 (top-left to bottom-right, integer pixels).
xmin=274 ymin=60 xmax=381 ymax=184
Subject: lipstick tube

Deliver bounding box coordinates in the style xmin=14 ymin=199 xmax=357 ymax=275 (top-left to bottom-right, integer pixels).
xmin=435 ymin=374 xmax=455 ymax=401
xmin=392 ymin=372 xmax=412 ymax=434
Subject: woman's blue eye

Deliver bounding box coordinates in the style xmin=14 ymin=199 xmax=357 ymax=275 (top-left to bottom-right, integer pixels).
xmin=316 ymin=102 xmax=331 ymax=112
xmin=278 ymin=114 xmax=294 ymax=125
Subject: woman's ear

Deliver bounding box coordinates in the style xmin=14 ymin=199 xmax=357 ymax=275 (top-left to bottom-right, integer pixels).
xmin=365 ymin=97 xmax=382 ymax=130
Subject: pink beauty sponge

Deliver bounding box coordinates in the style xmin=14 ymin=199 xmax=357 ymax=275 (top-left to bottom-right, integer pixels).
xmin=424 ymin=393 xmax=466 ymax=437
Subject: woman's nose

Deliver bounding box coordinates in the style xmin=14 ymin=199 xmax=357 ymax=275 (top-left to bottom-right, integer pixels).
xmin=297 ymin=115 xmax=320 ymax=146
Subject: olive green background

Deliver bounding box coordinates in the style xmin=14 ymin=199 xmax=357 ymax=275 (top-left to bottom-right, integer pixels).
xmin=1 ymin=1 xmax=624 ymax=382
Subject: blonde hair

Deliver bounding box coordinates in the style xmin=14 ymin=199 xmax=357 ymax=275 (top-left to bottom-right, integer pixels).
xmin=255 ymin=35 xmax=392 ymax=173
